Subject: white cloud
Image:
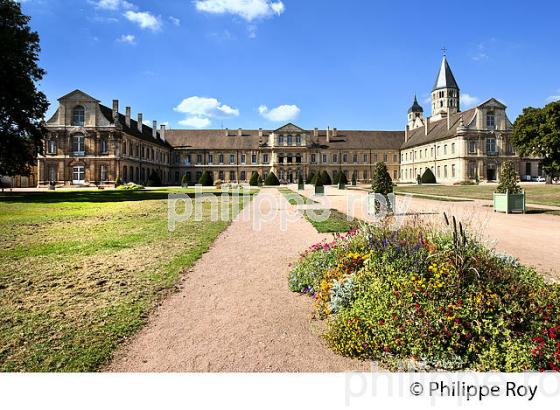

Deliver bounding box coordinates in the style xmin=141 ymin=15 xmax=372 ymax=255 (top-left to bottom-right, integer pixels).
xmin=460 ymin=93 xmax=480 ymax=108
xmin=169 ymin=16 xmax=181 ymax=26
xmin=195 ymin=0 xmax=285 ymax=21
xmin=174 ymin=96 xmax=239 ymax=129
xmin=175 ymin=96 xmax=239 ymax=117
xmin=178 ymin=116 xmax=212 ymax=129
xmin=117 ymin=34 xmax=136 ymax=44
xmin=546 ymin=95 xmax=560 ymax=103
xmin=258 ymin=104 xmax=300 ymax=122
xmin=92 ymin=0 xmax=134 ymax=10
xmin=124 ymin=10 xmax=162 ymax=31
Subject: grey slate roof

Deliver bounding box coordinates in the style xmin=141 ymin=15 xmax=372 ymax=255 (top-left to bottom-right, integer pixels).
xmin=408 ymin=95 xmax=424 ymax=113
xmin=165 ymin=129 xmax=404 ymax=151
xmin=98 ymin=104 xmax=171 ymax=148
xmin=433 ymin=57 xmax=459 ymax=91
xmin=401 ymin=107 xmax=477 ymax=149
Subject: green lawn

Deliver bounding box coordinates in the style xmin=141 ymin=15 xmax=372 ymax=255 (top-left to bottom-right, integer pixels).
xmin=279 ymin=188 xmax=360 ymax=233
xmin=0 ymin=188 xmax=251 ymax=371
xmin=395 ymin=184 xmax=560 ymax=207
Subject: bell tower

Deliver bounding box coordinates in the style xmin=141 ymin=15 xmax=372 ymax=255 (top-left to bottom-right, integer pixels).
xmin=407 ymin=94 xmax=424 ymax=130
xmin=431 ymin=49 xmax=460 ymax=120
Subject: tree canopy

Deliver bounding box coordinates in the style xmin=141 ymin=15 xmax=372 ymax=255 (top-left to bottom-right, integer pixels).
xmin=512 ymin=101 xmax=560 ymax=182
xmin=496 ymin=160 xmax=521 ymax=194
xmin=0 ymin=0 xmax=48 ymax=177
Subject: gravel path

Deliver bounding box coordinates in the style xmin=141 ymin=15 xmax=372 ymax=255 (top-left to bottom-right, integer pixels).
xmin=108 ymin=188 xmax=371 ymax=372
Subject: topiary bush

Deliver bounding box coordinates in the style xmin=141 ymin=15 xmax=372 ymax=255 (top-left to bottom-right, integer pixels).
xmin=264 ymin=171 xmax=280 ymax=186
xmin=333 ymin=172 xmax=341 ymax=185
xmin=351 ymin=172 xmax=357 ymax=186
xmin=421 ymin=168 xmax=436 ymax=184
xmin=289 ymin=221 xmax=560 ymax=372
xmin=371 ymin=162 xmax=393 ymax=195
xmin=321 ymin=170 xmax=332 ymax=185
xmin=198 ymin=170 xmax=213 ymax=186
xmin=146 ymin=170 xmax=162 ymax=187
xmin=497 ymin=160 xmax=522 ymax=193
xmin=306 ymin=172 xmax=315 ymax=184
xmin=249 ymin=171 xmax=259 ymax=186
xmin=339 ymin=172 xmax=348 ymax=184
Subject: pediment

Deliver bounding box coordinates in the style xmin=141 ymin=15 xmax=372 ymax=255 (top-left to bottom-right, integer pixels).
xmin=479 ymin=98 xmax=507 ymax=109
xmin=273 ymin=123 xmax=306 ymax=133
xmin=58 ymin=89 xmax=100 ymax=103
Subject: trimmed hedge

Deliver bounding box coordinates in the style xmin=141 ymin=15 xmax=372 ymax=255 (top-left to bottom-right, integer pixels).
xmin=421 ymin=168 xmax=437 ymax=184
xmin=321 ymin=170 xmax=332 ymax=185
xmin=264 ymin=171 xmax=280 ymax=186
xmin=198 ymin=171 xmax=213 ymax=186
xmin=249 ymin=171 xmax=259 ymax=187
xmin=146 ymin=170 xmax=162 ymax=187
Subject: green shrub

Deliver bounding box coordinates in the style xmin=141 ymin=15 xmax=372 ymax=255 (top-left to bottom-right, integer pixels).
xmin=249 ymin=171 xmax=259 ymax=186
xmin=333 ymin=172 xmax=341 ymax=184
xmin=264 ymin=171 xmax=280 ymax=186
xmin=288 ymin=222 xmax=560 ymax=371
xmin=339 ymin=172 xmax=348 ymax=185
xmin=306 ymin=172 xmax=315 ymax=184
xmin=321 ymin=170 xmax=332 ymax=185
xmin=371 ymin=162 xmax=393 ymax=195
xmin=351 ymin=173 xmax=357 ymax=185
xmin=114 ymin=177 xmax=123 ymax=187
xmin=198 ymin=171 xmax=213 ymax=186
xmin=117 ymin=182 xmax=144 ymax=191
xmin=146 ymin=170 xmax=162 ymax=187
xmin=420 ymin=168 xmax=436 ymax=184
xmin=497 ymin=160 xmax=522 ymax=193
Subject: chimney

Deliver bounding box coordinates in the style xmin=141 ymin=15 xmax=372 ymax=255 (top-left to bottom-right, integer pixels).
xmin=125 ymin=107 xmax=131 ymax=127
xmin=224 ymin=128 xmax=229 ymax=137
xmin=112 ymin=99 xmax=119 ymax=121
xmin=333 ymin=127 xmax=338 ymax=137
xmin=405 ymin=125 xmax=409 ymax=143
xmin=258 ymin=128 xmax=263 ymax=137
xmin=326 ymin=127 xmax=331 ymax=143
xmin=238 ymin=128 xmax=242 ymax=137
xmin=160 ymin=124 xmax=166 ymax=141
xmin=424 ymin=117 xmax=429 ymax=136
xmin=152 ymin=121 xmax=157 ymax=138
xmin=137 ymin=113 xmax=143 ymax=132
xmin=313 ymin=128 xmax=318 ymax=138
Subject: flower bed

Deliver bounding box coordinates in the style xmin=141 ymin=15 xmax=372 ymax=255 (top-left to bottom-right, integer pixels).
xmin=288 ymin=218 xmax=560 ymax=371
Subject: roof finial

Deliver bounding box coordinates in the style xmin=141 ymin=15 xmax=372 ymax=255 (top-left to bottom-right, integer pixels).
xmin=442 ymin=47 xmax=447 ymax=57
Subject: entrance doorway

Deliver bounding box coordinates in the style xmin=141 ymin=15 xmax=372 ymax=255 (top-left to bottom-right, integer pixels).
xmin=486 ymin=164 xmax=496 ymax=181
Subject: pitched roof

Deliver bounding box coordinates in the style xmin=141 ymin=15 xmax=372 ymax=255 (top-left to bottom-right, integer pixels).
xmin=401 ymin=107 xmax=477 ymax=149
xmin=165 ymin=129 xmax=404 ymax=151
xmin=408 ymin=95 xmax=424 ymax=113
xmin=98 ymin=104 xmax=171 ymax=148
xmin=433 ymin=57 xmax=459 ymax=91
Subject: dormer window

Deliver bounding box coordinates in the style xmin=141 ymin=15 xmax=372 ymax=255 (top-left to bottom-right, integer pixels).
xmin=71 ymin=105 xmax=85 ymax=126
xmin=486 ymin=111 xmax=496 ymax=129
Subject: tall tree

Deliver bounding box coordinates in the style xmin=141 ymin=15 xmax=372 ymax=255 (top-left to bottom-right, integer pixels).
xmin=511 ymin=101 xmax=560 ymax=183
xmin=0 ymin=0 xmax=48 ymax=178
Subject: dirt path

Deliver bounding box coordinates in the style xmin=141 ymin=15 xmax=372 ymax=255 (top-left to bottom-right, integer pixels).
xmin=107 ymin=188 xmax=371 ymax=372
xmin=295 ymin=185 xmax=560 ymax=280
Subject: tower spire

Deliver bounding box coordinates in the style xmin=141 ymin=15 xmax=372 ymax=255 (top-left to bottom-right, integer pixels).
xmin=431 ymin=51 xmax=460 ymax=119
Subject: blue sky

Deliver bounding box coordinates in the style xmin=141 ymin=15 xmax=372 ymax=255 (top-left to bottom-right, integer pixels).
xmin=20 ymin=0 xmax=560 ymax=130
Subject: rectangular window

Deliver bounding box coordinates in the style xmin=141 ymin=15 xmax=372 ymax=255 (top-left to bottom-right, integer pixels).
xmin=230 ymin=154 xmax=235 ymax=164
xmin=47 ymin=139 xmax=56 ymax=154
xmin=373 ymin=153 xmax=378 ymax=162
xmin=486 ymin=138 xmax=497 ymax=154
xmin=100 ymin=165 xmax=108 ymax=181
xmin=72 ymin=166 xmax=85 ymax=183
xmin=287 ymin=136 xmax=293 ymax=146
xmin=393 ymin=154 xmax=398 ymax=163
xmin=451 ymin=143 xmax=456 ymax=154
xmin=444 ymin=165 xmax=448 ymax=178
xmin=72 ymin=135 xmax=85 ymax=154
xmin=311 ymin=154 xmax=316 ymax=163
xmin=444 ymin=145 xmax=448 ymax=155
xmin=197 ymin=154 xmax=202 ymax=164
xmin=240 ymin=154 xmax=246 ymax=164
xmin=278 ymin=136 xmax=284 ymax=145
xmin=342 ymin=153 xmax=348 ymax=163
xmin=252 ymin=154 xmax=257 ymax=164
xmin=363 ymin=154 xmax=368 ymax=163
xmin=48 ymin=165 xmax=56 ymax=181
xmin=219 ymin=171 xmax=224 ymax=180
xmin=383 ymin=154 xmax=388 ymax=163
xmin=322 ymin=154 xmax=328 ymax=163
xmin=263 ymin=154 xmax=269 ymax=164
xmin=208 ymin=154 xmax=213 ymax=164
xmin=486 ymin=112 xmax=496 ymax=129
xmin=451 ymin=164 xmax=456 ymax=178
xmin=229 ymin=171 xmax=235 ymax=181
xmin=295 ymin=135 xmax=301 ymax=145
xmin=219 ymin=154 xmax=224 ymax=164
xmin=333 ymin=154 xmax=338 ymax=163
xmin=240 ymin=171 xmax=246 ymax=180
xmin=468 ymin=141 xmax=476 ymax=154
xmin=353 ymin=154 xmax=358 ymax=163
xmin=100 ymin=139 xmax=108 ymax=154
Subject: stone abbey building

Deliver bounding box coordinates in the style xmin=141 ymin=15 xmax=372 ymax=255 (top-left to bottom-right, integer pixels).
xmin=30 ymin=56 xmax=542 ymax=188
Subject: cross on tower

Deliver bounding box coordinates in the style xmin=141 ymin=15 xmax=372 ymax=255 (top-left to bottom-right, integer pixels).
xmin=442 ymin=47 xmax=447 ymax=57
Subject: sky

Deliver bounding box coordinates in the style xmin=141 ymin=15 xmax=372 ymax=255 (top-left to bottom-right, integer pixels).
xmin=19 ymin=0 xmax=560 ymax=131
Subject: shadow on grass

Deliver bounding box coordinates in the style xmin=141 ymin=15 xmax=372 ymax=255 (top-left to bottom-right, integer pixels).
xmin=0 ymin=189 xmax=253 ymax=204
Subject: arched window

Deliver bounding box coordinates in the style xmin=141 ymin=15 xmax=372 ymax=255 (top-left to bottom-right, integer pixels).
xmin=72 ymin=105 xmax=85 ymax=126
